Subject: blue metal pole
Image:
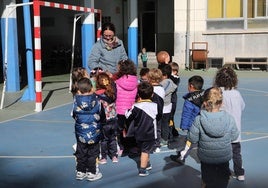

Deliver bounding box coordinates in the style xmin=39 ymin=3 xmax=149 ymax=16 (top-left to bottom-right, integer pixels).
xmin=128 ymin=0 xmax=138 ymax=67
xmin=21 ymin=0 xmax=35 ymax=101
xmin=81 ymin=13 xmax=95 ymax=73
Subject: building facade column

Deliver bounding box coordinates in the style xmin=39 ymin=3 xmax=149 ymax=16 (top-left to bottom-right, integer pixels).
xmin=1 ymin=0 xmax=20 ymax=92
xmin=127 ymin=0 xmax=138 ymax=66
xmin=82 ymin=0 xmax=95 ymax=73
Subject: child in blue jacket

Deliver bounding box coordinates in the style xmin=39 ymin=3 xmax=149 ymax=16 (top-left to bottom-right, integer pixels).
xmin=170 ymin=75 xmax=204 ymax=163
xmin=72 ymin=77 xmax=105 ymax=181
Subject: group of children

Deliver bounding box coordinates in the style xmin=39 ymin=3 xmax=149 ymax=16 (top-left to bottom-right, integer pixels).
xmin=169 ymin=66 xmax=245 ymax=188
xmin=70 ymin=53 xmax=245 ymax=187
xmin=70 ymin=57 xmax=181 ymax=180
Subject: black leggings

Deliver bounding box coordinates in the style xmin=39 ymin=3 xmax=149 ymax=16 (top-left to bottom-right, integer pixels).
xmin=201 ymin=161 xmax=231 ymax=188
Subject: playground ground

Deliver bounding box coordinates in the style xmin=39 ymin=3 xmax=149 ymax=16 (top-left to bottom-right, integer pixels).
xmin=0 ymin=67 xmax=268 ymax=188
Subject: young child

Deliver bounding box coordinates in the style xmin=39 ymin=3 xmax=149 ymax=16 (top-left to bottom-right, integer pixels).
xmin=71 ymin=67 xmax=100 ymax=174
xmin=159 ymin=64 xmax=177 ymax=145
xmin=114 ymin=59 xmax=138 ymax=156
xmin=71 ymin=67 xmax=90 ymax=151
xmin=139 ymin=67 xmax=150 ymax=83
xmin=71 ymin=67 xmax=90 ymax=96
xmin=214 ymin=67 xmax=246 ymax=181
xmin=89 ymin=67 xmax=103 ymax=92
xmin=188 ymin=87 xmax=239 ymax=188
xmin=95 ymin=72 xmax=118 ymax=164
xmin=72 ymin=77 xmax=104 ymax=181
xmin=169 ymin=62 xmax=180 ymax=138
xmin=125 ymin=82 xmax=158 ymax=177
xmin=140 ymin=47 xmax=148 ymax=68
xmin=147 ymin=68 xmax=165 ymax=153
xmin=170 ymin=75 xmax=204 ymax=163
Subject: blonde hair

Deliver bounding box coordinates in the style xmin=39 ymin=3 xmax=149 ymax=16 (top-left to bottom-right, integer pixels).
xmin=202 ymin=87 xmax=223 ymax=112
xmin=147 ymin=68 xmax=163 ymax=84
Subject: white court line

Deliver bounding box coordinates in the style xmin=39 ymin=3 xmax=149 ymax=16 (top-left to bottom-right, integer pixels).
xmin=239 ymin=87 xmax=268 ymax=94
xmin=1 ymin=135 xmax=268 ymax=159
xmin=0 ymin=102 xmax=72 ymax=124
xmin=241 ymin=135 xmax=268 ymax=143
xmin=18 ymin=119 xmax=72 ymax=123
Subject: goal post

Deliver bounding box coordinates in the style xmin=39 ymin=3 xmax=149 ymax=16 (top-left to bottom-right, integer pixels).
xmin=32 ymin=0 xmax=101 ymax=112
xmin=1 ymin=1 xmax=101 ymax=112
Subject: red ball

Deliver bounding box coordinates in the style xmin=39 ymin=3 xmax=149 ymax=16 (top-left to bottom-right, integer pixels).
xmin=156 ymin=51 xmax=169 ymax=63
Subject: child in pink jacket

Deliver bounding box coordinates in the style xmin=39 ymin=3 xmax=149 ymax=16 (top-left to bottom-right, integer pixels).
xmin=114 ymin=59 xmax=138 ymax=156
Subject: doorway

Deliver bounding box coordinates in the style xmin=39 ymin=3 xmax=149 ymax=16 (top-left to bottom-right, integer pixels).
xmin=140 ymin=12 xmax=155 ymax=52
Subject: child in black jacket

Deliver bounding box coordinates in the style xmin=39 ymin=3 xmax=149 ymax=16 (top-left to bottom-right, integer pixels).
xmin=125 ymin=82 xmax=158 ymax=177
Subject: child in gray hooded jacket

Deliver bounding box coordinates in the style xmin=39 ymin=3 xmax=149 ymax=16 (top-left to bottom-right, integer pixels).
xmin=188 ymin=87 xmax=239 ymax=188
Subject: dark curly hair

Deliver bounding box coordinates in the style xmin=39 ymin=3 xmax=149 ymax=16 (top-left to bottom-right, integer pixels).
xmin=116 ymin=59 xmax=137 ymax=78
xmin=214 ymin=67 xmax=238 ymax=90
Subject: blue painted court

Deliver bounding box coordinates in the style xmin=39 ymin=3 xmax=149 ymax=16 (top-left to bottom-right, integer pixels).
xmin=0 ymin=70 xmax=268 ymax=188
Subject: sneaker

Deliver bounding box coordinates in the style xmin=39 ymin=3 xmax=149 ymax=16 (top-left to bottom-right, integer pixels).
xmin=154 ymin=147 xmax=161 ymax=153
xmin=87 ymin=172 xmax=103 ymax=181
xmin=139 ymin=168 xmax=149 ymax=177
xmin=112 ymin=156 xmax=119 ymax=163
xmin=170 ymin=154 xmax=185 ymax=165
xmin=237 ymin=175 xmax=245 ymax=181
xmin=99 ymin=158 xmax=107 ymax=164
xmin=146 ymin=163 xmax=152 ymax=171
xmin=76 ymin=171 xmax=87 ymax=180
xmin=233 ymin=175 xmax=245 ymax=181
xmin=160 ymin=140 xmax=168 ymax=146
xmin=72 ymin=143 xmax=77 ymax=151
xmin=118 ymin=149 xmax=123 ymax=157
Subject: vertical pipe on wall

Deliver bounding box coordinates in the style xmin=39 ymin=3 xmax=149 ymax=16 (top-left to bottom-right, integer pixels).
xmin=243 ymin=0 xmax=248 ymax=29
xmin=185 ymin=0 xmax=190 ymax=69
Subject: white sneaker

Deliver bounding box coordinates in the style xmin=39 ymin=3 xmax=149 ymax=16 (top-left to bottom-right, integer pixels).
xmin=99 ymin=158 xmax=107 ymax=164
xmin=112 ymin=156 xmax=119 ymax=163
xmin=72 ymin=143 xmax=77 ymax=151
xmin=154 ymin=147 xmax=161 ymax=153
xmin=87 ymin=172 xmax=103 ymax=181
xmin=233 ymin=175 xmax=245 ymax=181
xmin=237 ymin=175 xmax=245 ymax=181
xmin=76 ymin=171 xmax=87 ymax=180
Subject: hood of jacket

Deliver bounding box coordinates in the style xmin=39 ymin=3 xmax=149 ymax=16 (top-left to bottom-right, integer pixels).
xmin=183 ymin=90 xmax=204 ymax=108
xmin=200 ymin=110 xmax=230 ymax=138
xmin=116 ymin=75 xmax=138 ymax=91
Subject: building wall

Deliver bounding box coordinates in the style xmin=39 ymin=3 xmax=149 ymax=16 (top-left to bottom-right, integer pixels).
xmin=174 ymin=0 xmax=268 ymax=69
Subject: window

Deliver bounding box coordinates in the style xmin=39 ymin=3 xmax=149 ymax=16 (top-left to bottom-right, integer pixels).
xmin=256 ymin=0 xmax=266 ymax=17
xmin=248 ymin=0 xmax=267 ymax=17
xmin=207 ymin=0 xmax=268 ymax=29
xmin=207 ymin=0 xmax=223 ymax=18
xmin=226 ymin=0 xmax=243 ymax=18
xmin=207 ymin=0 xmax=242 ymax=18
